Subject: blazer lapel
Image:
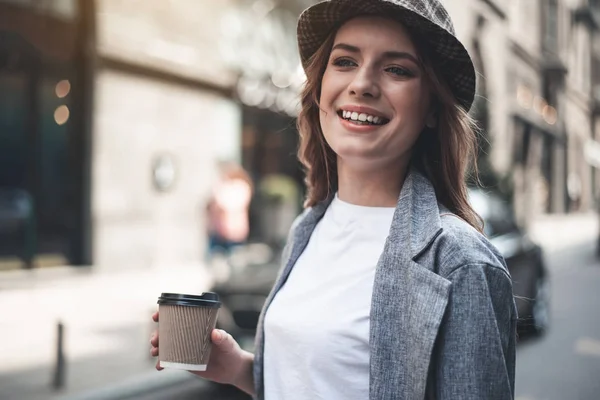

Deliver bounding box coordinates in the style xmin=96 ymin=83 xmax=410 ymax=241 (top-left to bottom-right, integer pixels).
xmin=369 ymin=168 xmax=451 ymax=400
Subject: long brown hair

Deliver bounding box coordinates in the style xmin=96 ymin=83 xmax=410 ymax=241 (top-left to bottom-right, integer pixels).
xmin=296 ymin=20 xmax=483 ymax=232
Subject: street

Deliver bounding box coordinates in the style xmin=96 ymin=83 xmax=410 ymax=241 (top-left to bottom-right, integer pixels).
xmin=129 ymin=240 xmax=600 ymax=400
xmin=127 ymin=379 xmax=249 ymax=400
xmin=515 ymin=240 xmax=600 ymax=400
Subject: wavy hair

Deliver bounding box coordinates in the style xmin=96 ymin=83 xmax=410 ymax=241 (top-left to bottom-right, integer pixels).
xmin=296 ymin=23 xmax=483 ymax=232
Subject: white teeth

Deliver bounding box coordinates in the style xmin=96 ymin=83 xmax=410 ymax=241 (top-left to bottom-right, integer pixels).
xmin=340 ymin=110 xmax=386 ymax=124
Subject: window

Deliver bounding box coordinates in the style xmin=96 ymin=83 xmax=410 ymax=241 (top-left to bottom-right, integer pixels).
xmin=0 ymin=4 xmax=82 ymax=267
xmin=0 ymin=0 xmax=77 ymax=20
xmin=543 ymin=76 xmax=558 ymax=107
xmin=544 ymin=0 xmax=559 ymax=52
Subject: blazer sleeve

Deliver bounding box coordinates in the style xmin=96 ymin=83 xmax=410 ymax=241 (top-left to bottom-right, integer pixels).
xmin=431 ymin=263 xmax=517 ymax=400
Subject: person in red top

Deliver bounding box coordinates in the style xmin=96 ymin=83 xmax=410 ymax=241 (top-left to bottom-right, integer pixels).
xmin=206 ymin=162 xmax=253 ymax=259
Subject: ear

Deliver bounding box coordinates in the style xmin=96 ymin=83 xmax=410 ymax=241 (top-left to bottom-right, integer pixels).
xmin=425 ymin=111 xmax=437 ymax=129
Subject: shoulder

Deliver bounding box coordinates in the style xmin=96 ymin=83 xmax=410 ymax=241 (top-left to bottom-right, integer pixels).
xmin=282 ymin=207 xmax=312 ymax=248
xmin=433 ymin=212 xmax=510 ymax=280
xmin=289 ymin=207 xmax=312 ymax=233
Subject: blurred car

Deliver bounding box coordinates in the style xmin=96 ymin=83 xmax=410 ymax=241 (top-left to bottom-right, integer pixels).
xmin=468 ymin=188 xmax=549 ymax=336
xmin=209 ymin=244 xmax=283 ymax=351
xmin=211 ymin=189 xmax=549 ymax=349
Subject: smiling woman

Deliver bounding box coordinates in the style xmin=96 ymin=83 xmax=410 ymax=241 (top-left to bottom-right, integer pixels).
xmin=148 ymin=2 xmax=517 ymax=399
xmin=299 ymin=15 xmax=481 ymax=226
xmin=259 ymin=1 xmax=516 ymax=399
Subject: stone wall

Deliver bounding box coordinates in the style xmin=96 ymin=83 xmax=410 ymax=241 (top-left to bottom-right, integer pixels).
xmin=91 ymin=70 xmax=240 ymax=270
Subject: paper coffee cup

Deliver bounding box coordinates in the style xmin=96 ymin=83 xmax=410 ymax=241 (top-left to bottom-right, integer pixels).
xmin=157 ymin=292 xmax=221 ymax=371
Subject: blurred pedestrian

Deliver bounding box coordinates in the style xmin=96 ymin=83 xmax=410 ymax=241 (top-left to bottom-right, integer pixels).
xmin=205 ymin=162 xmax=253 ymax=260
xmin=151 ymin=1 xmax=517 ymax=399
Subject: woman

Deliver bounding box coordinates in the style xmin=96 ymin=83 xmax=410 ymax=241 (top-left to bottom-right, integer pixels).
xmin=150 ymin=1 xmax=517 ymax=399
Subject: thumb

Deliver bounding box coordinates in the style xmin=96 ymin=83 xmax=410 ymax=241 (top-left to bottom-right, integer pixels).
xmin=212 ymin=329 xmax=236 ymax=353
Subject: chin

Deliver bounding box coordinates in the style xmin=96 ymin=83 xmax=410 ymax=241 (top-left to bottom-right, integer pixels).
xmin=329 ymin=133 xmax=378 ymax=154
xmin=333 ymin=146 xmax=381 ymax=165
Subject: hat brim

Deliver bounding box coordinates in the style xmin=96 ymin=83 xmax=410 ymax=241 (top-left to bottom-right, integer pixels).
xmin=297 ymin=0 xmax=476 ymax=111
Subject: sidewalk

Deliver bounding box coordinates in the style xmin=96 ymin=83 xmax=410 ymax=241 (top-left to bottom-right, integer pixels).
xmin=0 ymin=263 xmax=216 ymax=400
xmin=528 ymin=212 xmax=599 ymax=254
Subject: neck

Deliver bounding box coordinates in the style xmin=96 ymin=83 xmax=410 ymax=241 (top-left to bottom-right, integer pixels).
xmin=336 ymin=158 xmax=410 ymax=207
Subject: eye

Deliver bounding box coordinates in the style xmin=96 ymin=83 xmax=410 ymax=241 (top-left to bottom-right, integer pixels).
xmin=332 ymin=58 xmax=357 ymax=68
xmin=385 ymin=66 xmax=414 ymax=77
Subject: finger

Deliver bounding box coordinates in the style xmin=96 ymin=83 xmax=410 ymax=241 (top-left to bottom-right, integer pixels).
xmin=155 ymin=360 xmax=163 ymax=371
xmin=151 ymin=347 xmax=159 ymax=357
xmin=152 ymin=311 xmax=159 ymax=322
xmin=212 ymin=329 xmax=235 ymax=353
xmin=150 ymin=333 xmax=159 ymax=347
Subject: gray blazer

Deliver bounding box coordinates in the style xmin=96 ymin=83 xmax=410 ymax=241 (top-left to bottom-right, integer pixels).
xmin=253 ymin=168 xmax=517 ymax=400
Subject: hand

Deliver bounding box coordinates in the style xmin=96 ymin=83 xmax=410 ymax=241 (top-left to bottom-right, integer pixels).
xmin=150 ymin=311 xmax=251 ymax=387
xmin=150 ymin=312 xmax=163 ymax=371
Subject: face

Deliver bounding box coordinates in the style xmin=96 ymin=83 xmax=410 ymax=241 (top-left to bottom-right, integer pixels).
xmin=319 ymin=16 xmax=433 ymax=172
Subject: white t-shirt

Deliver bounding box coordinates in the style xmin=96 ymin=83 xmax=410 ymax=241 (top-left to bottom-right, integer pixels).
xmin=263 ymin=194 xmax=395 ymax=400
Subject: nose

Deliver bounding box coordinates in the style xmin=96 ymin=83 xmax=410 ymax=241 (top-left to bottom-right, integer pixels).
xmin=348 ymin=67 xmax=380 ymax=99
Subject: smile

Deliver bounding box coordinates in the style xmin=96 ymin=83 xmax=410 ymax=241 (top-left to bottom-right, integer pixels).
xmin=337 ymin=110 xmax=390 ymax=126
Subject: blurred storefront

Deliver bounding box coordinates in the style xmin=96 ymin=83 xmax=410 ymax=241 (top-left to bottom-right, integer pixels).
xmin=12 ymin=0 xmax=600 ymax=268
xmin=92 ymin=0 xmax=243 ymax=270
xmin=0 ymin=0 xmax=84 ymax=268
xmin=508 ymin=0 xmax=570 ymax=225
xmin=223 ymin=1 xmax=311 ymax=249
xmin=445 ymin=0 xmax=600 ymax=229
xmin=563 ymin=0 xmax=598 ymax=214
xmin=92 ymin=0 xmax=313 ymax=268
xmin=586 ymin=1 xmax=600 ymax=208
xmin=0 ymin=0 xmax=311 ymax=270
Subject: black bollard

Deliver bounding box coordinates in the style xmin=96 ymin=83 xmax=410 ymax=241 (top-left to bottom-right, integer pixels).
xmin=52 ymin=321 xmax=66 ymax=390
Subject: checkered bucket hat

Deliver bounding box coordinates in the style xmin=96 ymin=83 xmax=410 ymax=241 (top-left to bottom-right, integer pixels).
xmin=297 ymin=0 xmax=477 ymax=111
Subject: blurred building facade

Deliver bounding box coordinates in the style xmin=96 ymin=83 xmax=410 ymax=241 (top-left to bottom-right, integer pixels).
xmin=0 ymin=0 xmax=311 ymax=270
xmin=91 ymin=0 xmax=242 ymax=270
xmin=446 ymin=0 xmax=600 ymax=228
xmin=3 ymin=0 xmax=600 ymax=270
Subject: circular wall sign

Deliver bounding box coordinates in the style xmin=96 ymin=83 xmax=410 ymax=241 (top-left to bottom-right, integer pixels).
xmin=152 ymin=154 xmax=177 ymax=192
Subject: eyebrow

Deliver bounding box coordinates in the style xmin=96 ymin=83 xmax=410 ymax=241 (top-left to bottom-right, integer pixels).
xmin=331 ymin=43 xmax=421 ymax=66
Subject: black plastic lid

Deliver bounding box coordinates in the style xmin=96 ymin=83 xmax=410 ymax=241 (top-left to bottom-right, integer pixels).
xmin=157 ymin=292 xmax=221 ymax=308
